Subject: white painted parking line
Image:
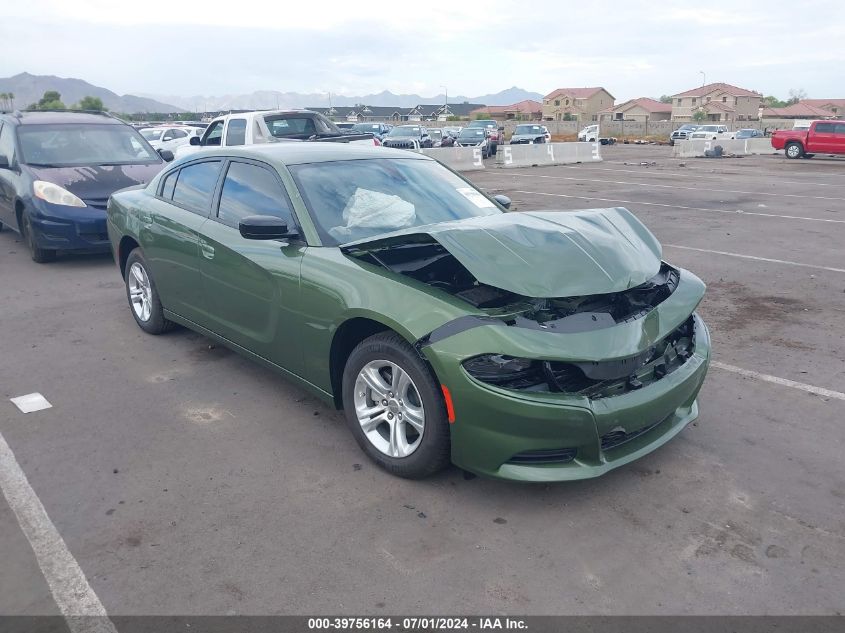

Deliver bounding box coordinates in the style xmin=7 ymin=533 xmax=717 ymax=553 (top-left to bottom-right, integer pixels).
xmin=0 ymin=430 xmax=117 ymax=633
xmin=664 ymin=244 xmax=845 ymax=273
xmin=512 ymin=190 xmax=845 ymax=224
xmin=712 ymin=361 xmax=845 ymax=402
xmin=506 ymin=172 xmax=845 ymax=202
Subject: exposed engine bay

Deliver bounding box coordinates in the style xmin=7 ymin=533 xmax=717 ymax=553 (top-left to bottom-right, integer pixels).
xmin=345 ymin=240 xmax=680 ymax=333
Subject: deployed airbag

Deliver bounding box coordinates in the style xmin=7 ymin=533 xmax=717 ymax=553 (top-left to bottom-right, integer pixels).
xmin=329 ymin=188 xmax=416 ymax=241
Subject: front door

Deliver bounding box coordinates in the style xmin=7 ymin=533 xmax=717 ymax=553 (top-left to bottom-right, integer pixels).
xmin=197 ymin=159 xmax=305 ymax=376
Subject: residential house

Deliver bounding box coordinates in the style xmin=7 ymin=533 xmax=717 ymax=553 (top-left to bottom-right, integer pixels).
xmin=307 ymin=105 xmax=404 ymax=122
xmin=541 ymin=88 xmax=614 ymax=122
xmin=671 ymin=82 xmax=762 ymax=123
xmin=598 ymin=97 xmax=671 ymax=123
xmin=469 ymin=100 xmax=543 ymax=120
xmin=406 ymin=102 xmax=485 ymax=121
xmin=798 ymin=99 xmax=845 ymax=117
xmin=760 ymin=103 xmax=837 ymax=120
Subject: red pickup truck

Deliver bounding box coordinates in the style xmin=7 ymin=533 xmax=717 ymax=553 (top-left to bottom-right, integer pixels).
xmin=771 ymin=120 xmax=845 ymax=158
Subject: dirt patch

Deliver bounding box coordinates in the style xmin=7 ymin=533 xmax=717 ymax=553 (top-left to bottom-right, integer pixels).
xmin=703 ymin=280 xmax=805 ymax=331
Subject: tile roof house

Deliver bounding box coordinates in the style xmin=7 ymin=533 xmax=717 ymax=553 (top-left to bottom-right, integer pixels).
xmin=307 ymin=105 xmax=404 ymax=121
xmin=599 ymin=97 xmax=672 ymax=122
xmin=542 ymin=87 xmax=614 ymax=122
xmin=470 ymin=100 xmax=543 ymax=120
xmin=760 ymin=103 xmax=838 ymax=119
xmin=798 ymin=99 xmax=845 ymax=117
xmin=671 ymin=82 xmax=762 ymax=122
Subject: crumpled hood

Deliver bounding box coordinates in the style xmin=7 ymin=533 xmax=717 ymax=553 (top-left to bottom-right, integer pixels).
xmin=341 ymin=208 xmax=663 ymax=298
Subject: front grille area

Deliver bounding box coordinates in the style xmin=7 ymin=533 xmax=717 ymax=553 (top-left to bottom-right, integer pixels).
xmin=601 ymin=416 xmax=669 ymax=451
xmin=383 ymin=140 xmax=418 ymax=150
xmin=79 ymin=232 xmax=109 ymax=242
xmin=507 ymin=447 xmax=578 ymax=465
xmin=83 ymin=197 xmax=109 ymax=210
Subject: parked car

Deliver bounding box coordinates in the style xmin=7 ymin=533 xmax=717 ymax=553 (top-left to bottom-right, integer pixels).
xmin=669 ymin=124 xmax=699 ymax=145
xmin=351 ymin=122 xmax=391 ymax=141
xmin=466 ymin=119 xmax=501 ymax=155
xmin=771 ymin=120 xmax=845 ymax=159
xmin=731 ymin=128 xmax=764 ymax=140
xmin=510 ymin=124 xmax=551 ymax=144
xmin=381 ymin=125 xmax=433 ymax=150
xmin=688 ymin=125 xmax=729 ymax=140
xmin=140 ymin=126 xmax=199 ymax=152
xmin=455 ymin=127 xmax=490 ymax=158
xmin=428 ymin=128 xmax=446 ymax=147
xmin=107 ymin=143 xmax=710 ymax=481
xmin=176 ymin=110 xmax=377 ymax=158
xmin=0 ymin=110 xmax=168 ymax=262
xmin=577 ymin=124 xmax=616 ymax=145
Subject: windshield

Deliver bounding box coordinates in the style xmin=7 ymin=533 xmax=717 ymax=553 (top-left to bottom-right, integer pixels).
xmin=458 ymin=128 xmax=485 ymax=139
xmin=18 ymin=124 xmax=161 ymax=166
xmin=387 ymin=127 xmax=420 ymax=137
xmin=288 ymin=158 xmax=501 ymax=246
xmin=140 ymin=128 xmax=164 ymax=141
xmin=353 ymin=124 xmax=381 ymax=132
xmin=429 ymin=129 xmax=443 ymax=140
xmin=515 ymin=125 xmax=543 ymax=134
xmin=263 ymin=114 xmax=340 ymax=139
xmin=468 ymin=120 xmax=495 ymax=129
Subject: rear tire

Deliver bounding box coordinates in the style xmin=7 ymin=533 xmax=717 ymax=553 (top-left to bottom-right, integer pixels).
xmin=124 ymin=248 xmax=175 ymax=335
xmin=21 ymin=212 xmax=56 ymax=263
xmin=803 ymin=154 xmax=814 ymax=159
xmin=341 ymin=332 xmax=451 ymax=479
xmin=785 ymin=142 xmax=803 ymax=159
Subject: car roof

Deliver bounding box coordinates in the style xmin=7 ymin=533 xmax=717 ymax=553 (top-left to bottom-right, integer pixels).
xmin=178 ymin=142 xmax=431 ymax=166
xmin=4 ymin=110 xmax=125 ymax=125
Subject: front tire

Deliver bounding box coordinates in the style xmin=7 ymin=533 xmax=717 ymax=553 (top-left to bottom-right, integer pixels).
xmin=21 ymin=212 xmax=56 ymax=263
xmin=341 ymin=332 xmax=451 ymax=479
xmin=124 ymin=248 xmax=174 ymax=334
xmin=785 ymin=142 xmax=803 ymax=159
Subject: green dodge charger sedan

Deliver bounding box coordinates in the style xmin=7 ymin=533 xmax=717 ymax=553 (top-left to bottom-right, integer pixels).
xmin=106 ymin=143 xmax=710 ymax=482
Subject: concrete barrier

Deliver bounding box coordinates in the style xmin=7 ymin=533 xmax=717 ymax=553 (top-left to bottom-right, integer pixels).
xmin=419 ymin=146 xmax=485 ymax=171
xmin=673 ymin=138 xmax=777 ymax=157
xmin=496 ymin=142 xmax=601 ymax=168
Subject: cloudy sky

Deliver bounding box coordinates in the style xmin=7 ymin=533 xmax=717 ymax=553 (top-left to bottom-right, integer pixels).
xmin=1 ymin=0 xmax=843 ymax=100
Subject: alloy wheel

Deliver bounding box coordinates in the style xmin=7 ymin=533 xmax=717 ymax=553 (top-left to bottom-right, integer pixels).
xmin=353 ymin=360 xmax=425 ymax=458
xmin=128 ymin=262 xmax=153 ymax=322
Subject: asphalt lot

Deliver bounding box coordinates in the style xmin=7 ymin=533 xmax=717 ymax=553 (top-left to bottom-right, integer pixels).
xmin=1 ymin=144 xmax=843 ymax=618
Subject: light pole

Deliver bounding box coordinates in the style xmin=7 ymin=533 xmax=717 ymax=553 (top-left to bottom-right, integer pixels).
xmin=699 ymin=71 xmax=706 ymax=86
xmin=440 ymin=85 xmax=448 ymax=119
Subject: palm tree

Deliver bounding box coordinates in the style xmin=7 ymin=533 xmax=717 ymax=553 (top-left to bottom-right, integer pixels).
xmin=0 ymin=93 xmax=8 ymax=110
xmin=8 ymin=92 xmax=14 ymax=110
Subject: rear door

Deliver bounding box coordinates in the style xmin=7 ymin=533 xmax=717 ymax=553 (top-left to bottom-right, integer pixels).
xmin=197 ymin=158 xmax=306 ymax=375
xmin=832 ymin=123 xmax=845 ymax=154
xmin=142 ymin=159 xmax=222 ymax=323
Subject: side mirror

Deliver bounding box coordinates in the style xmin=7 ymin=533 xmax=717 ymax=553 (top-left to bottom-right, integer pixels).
xmin=189 ymin=136 xmax=201 ymax=146
xmin=493 ymin=194 xmax=511 ymax=210
xmin=158 ymin=149 xmax=175 ymax=162
xmin=239 ymin=215 xmax=298 ymax=240
xmin=0 ymin=155 xmax=9 ymax=170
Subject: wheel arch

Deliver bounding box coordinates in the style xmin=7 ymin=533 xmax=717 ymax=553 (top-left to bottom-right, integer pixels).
xmin=118 ymin=235 xmax=141 ymax=278
xmin=328 ymin=317 xmax=397 ymax=408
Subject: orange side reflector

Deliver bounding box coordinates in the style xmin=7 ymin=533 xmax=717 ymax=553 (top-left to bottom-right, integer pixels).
xmin=441 ymin=385 xmax=456 ymax=423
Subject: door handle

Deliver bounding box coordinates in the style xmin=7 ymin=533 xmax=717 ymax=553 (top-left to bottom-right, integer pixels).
xmin=199 ymin=240 xmax=215 ymax=260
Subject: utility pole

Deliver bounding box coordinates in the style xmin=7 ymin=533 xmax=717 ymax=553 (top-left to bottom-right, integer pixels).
xmin=699 ymin=71 xmax=706 ymax=86
xmin=441 ymin=85 xmax=448 ymax=119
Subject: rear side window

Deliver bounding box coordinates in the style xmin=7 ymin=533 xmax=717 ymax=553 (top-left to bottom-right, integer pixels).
xmin=160 ymin=170 xmax=178 ymax=199
xmin=815 ymin=123 xmax=835 ymax=133
xmin=226 ymin=119 xmax=247 ymax=146
xmin=217 ymin=161 xmax=293 ymax=228
xmin=172 ymin=161 xmax=221 ymax=215
xmin=835 ymin=123 xmax=845 ymax=135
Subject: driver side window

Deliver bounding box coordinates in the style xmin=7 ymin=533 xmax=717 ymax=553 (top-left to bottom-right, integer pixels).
xmin=203 ymin=121 xmax=224 ymax=146
xmin=0 ymin=123 xmax=16 ymax=164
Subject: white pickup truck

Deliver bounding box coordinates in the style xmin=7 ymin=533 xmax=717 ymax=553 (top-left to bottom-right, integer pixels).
xmin=175 ymin=109 xmax=377 ymax=158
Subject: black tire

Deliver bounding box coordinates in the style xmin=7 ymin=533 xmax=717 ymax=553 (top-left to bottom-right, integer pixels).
xmin=124 ymin=248 xmax=175 ymax=335
xmin=341 ymin=331 xmax=451 ymax=479
xmin=785 ymin=142 xmax=803 ymax=159
xmin=21 ymin=212 xmax=56 ymax=263
xmin=803 ymin=154 xmax=815 ymax=159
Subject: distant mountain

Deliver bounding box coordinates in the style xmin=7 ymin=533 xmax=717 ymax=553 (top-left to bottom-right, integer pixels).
xmin=139 ymin=86 xmax=545 ymax=112
xmin=0 ymin=73 xmax=183 ymax=113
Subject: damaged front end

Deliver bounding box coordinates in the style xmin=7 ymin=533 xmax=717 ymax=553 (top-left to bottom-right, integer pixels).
xmin=340 ymin=208 xmax=710 ymax=481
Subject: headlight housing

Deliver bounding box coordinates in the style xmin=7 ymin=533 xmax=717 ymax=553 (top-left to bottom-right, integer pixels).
xmin=33 ymin=181 xmax=86 ymax=207
xmin=462 ymin=354 xmax=544 ymax=389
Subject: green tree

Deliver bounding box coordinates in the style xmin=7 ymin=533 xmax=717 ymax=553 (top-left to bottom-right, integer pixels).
xmin=34 ymin=90 xmax=66 ymax=110
xmin=75 ymin=96 xmax=106 ymax=111
xmin=692 ymin=108 xmax=707 ymax=122
xmin=659 ymin=95 xmax=673 ymax=104
xmin=763 ymin=95 xmax=787 ymax=108
xmin=0 ymin=93 xmax=8 ymax=110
